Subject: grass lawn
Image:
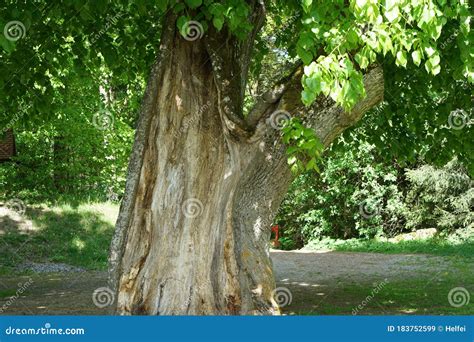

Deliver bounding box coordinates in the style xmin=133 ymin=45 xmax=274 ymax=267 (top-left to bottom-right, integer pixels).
xmin=0 ymin=202 xmax=118 ymax=274
xmin=305 ymin=237 xmax=474 ymax=258
xmin=296 ymin=277 xmax=474 ymax=315
xmin=293 ymin=258 xmax=474 ymax=315
xmin=297 ymin=237 xmax=474 ymax=315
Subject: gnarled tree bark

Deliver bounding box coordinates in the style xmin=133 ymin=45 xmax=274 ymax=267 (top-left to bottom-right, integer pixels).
xmin=108 ymin=9 xmax=384 ymax=315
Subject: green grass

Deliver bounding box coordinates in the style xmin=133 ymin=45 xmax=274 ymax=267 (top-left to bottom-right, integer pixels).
xmin=305 ymin=237 xmax=474 ymax=258
xmin=294 ymin=236 xmax=474 ymax=315
xmin=293 ymin=253 xmax=474 ymax=315
xmin=0 ymin=289 xmax=17 ymax=299
xmin=0 ymin=202 xmax=118 ymax=274
xmin=297 ymin=276 xmax=474 ymax=315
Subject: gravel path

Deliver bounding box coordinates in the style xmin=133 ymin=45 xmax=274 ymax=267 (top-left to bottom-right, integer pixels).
xmin=0 ymin=250 xmax=465 ymax=315
xmin=271 ymin=249 xmax=452 ymax=284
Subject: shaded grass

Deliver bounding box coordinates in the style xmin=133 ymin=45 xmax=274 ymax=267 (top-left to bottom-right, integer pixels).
xmin=305 ymin=237 xmax=474 ymax=258
xmin=293 ymin=263 xmax=474 ymax=315
xmin=0 ymin=289 xmax=17 ymax=299
xmin=296 ymin=279 xmax=474 ymax=315
xmin=0 ymin=203 xmax=118 ymax=274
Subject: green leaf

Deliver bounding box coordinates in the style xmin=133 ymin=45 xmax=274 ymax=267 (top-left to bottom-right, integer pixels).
xmin=412 ymin=50 xmax=422 ymax=66
xmin=212 ymin=17 xmax=224 ymax=31
xmin=302 ymin=0 xmax=313 ymax=13
xmin=209 ymin=3 xmax=225 ymax=16
xmin=157 ymin=0 xmax=169 ymax=11
xmin=297 ymin=46 xmax=313 ymax=65
xmin=355 ymin=52 xmax=369 ymax=69
xmin=0 ymin=35 xmax=15 ymax=53
xmin=385 ymin=6 xmax=399 ymax=22
xmin=185 ymin=0 xmax=202 ymax=9
xmin=302 ymin=89 xmax=317 ymax=105
xmin=177 ymin=15 xmax=188 ymax=32
xmin=396 ymin=50 xmax=407 ymax=68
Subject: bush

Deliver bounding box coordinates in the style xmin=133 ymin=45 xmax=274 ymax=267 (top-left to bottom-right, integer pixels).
xmin=404 ymin=159 xmax=473 ymax=235
xmin=276 ymin=146 xmax=473 ymax=250
xmin=276 ymin=141 xmax=407 ymax=248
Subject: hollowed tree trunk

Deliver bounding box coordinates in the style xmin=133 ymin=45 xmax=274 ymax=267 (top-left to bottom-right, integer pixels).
xmin=109 ymin=12 xmax=384 ymax=315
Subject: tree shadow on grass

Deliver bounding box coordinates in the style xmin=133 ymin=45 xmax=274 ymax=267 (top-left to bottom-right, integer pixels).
xmin=0 ymin=205 xmax=116 ymax=273
xmin=280 ymin=278 xmax=474 ymax=315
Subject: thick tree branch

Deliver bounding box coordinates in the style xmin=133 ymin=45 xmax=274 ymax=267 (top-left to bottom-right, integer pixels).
xmin=240 ymin=0 xmax=266 ymax=97
xmin=246 ymin=61 xmax=302 ymax=127
xmin=204 ymin=1 xmax=266 ymax=139
xmin=205 ymin=32 xmax=250 ymax=137
xmin=249 ymin=64 xmax=384 ymax=146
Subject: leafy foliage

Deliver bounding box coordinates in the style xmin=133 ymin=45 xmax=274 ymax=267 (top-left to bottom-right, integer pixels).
xmin=404 ymin=159 xmax=473 ymax=234
xmin=0 ymin=114 xmax=133 ymax=202
xmin=296 ymin=0 xmax=472 ymax=110
xmin=276 ymin=140 xmax=406 ymax=248
xmin=276 ymin=129 xmax=473 ymax=249
xmin=1 ymin=0 xmax=472 ymax=171
xmin=0 ymin=1 xmax=472 ymax=249
xmin=282 ymin=118 xmax=324 ymax=173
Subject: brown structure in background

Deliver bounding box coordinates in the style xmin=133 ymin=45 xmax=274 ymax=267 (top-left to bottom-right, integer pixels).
xmin=0 ymin=129 xmax=16 ymax=161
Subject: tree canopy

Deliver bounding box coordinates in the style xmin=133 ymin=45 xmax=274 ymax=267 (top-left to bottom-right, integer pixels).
xmin=1 ymin=0 xmax=472 ymax=171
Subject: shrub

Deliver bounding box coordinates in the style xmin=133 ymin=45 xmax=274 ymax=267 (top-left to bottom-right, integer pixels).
xmin=276 ymin=148 xmax=473 ymax=249
xmin=404 ymin=159 xmax=473 ymax=235
xmin=276 ymin=141 xmax=407 ymax=248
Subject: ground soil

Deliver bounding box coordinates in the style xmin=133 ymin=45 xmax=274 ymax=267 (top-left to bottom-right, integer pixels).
xmin=0 ymin=250 xmax=458 ymax=315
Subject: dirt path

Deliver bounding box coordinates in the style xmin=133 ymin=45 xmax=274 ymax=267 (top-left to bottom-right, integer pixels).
xmin=0 ymin=250 xmax=465 ymax=315
xmin=272 ymin=249 xmax=454 ymax=284
xmin=271 ymin=250 xmax=463 ymax=314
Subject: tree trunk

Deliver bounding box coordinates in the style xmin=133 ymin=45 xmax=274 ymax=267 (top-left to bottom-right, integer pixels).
xmin=109 ymin=11 xmax=384 ymax=315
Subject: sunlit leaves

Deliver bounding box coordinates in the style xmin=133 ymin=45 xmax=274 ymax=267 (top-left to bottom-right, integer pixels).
xmin=296 ymin=0 xmax=473 ymax=111
xmin=282 ymin=118 xmax=324 ymax=173
xmin=412 ymin=50 xmax=422 ymax=66
xmin=302 ymin=55 xmax=366 ymax=110
xmin=395 ymin=50 xmax=407 ymax=68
